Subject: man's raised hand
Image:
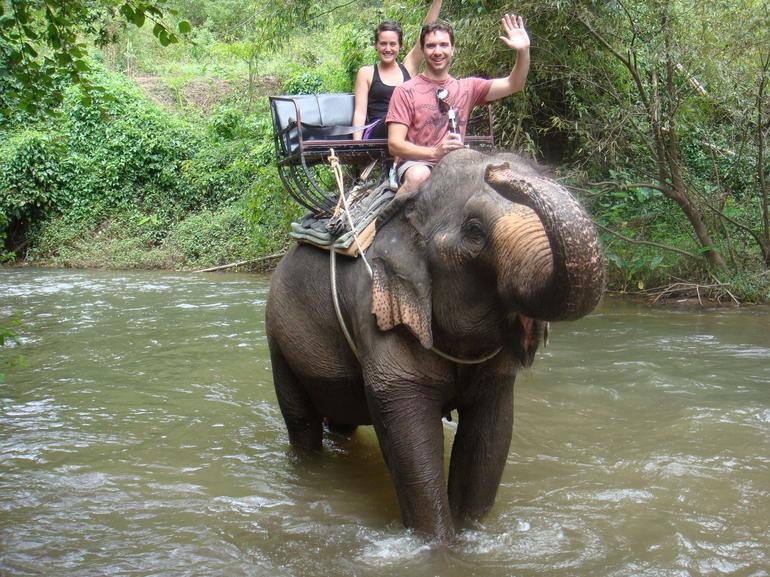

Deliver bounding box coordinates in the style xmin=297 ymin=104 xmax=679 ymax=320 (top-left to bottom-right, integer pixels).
xmin=499 ymin=13 xmax=530 ymax=52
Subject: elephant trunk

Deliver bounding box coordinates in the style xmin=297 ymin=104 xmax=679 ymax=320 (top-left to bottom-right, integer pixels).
xmin=485 ymin=162 xmax=605 ymax=321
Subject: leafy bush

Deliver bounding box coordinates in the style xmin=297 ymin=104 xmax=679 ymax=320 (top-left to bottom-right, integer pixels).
xmin=208 ymin=104 xmax=246 ymax=139
xmin=26 ymin=210 xmax=168 ymax=269
xmin=165 ymin=202 xmax=257 ymax=268
xmin=243 ymin=165 xmax=301 ymax=253
xmin=1 ymin=65 xmax=297 ymax=262
xmin=0 ymin=130 xmax=67 ymax=225
xmin=280 ymin=67 xmax=324 ymax=95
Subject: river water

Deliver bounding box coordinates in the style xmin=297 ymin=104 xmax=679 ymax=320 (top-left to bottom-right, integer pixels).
xmin=1 ymin=268 xmax=768 ymax=577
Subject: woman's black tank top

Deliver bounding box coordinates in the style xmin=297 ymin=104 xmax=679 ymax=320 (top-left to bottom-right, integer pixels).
xmin=367 ymin=62 xmax=411 ymax=121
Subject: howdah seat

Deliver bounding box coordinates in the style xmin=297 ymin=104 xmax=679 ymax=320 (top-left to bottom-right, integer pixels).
xmin=269 ymin=93 xmax=495 ymax=215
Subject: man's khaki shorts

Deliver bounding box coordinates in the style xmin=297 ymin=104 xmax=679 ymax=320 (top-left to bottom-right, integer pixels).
xmin=396 ymin=160 xmax=436 ymax=183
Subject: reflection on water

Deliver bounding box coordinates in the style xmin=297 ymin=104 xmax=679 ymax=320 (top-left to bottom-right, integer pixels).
xmin=1 ymin=268 xmax=769 ymax=577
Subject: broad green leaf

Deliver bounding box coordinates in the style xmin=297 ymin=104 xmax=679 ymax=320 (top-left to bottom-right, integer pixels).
xmin=47 ymin=23 xmax=60 ymax=48
xmin=120 ymin=3 xmax=135 ymax=21
xmin=22 ymin=42 xmax=38 ymax=57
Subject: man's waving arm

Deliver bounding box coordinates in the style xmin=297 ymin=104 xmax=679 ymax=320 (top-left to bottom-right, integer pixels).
xmin=485 ymin=13 xmax=530 ymax=102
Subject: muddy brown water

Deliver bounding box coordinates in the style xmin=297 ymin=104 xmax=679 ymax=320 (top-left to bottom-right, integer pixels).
xmin=1 ymin=268 xmax=768 ymax=576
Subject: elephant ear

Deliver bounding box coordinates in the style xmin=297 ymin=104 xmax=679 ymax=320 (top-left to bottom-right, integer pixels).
xmin=370 ymin=193 xmax=433 ymax=349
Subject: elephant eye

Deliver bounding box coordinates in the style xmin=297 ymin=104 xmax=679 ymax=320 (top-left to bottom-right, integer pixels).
xmin=461 ymin=219 xmax=488 ymax=253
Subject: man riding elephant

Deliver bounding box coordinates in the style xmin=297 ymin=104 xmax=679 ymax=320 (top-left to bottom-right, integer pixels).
xmin=387 ymin=15 xmax=531 ymax=194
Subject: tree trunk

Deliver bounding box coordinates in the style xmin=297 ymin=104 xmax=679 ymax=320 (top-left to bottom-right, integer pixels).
xmin=579 ymin=6 xmax=730 ymax=274
xmin=758 ymin=48 xmax=770 ymax=266
xmin=661 ymin=5 xmax=728 ymax=273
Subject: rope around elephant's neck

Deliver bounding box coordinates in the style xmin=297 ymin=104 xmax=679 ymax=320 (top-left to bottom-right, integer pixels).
xmin=326 ymin=149 xmax=502 ymax=366
xmin=330 ymin=248 xmax=361 ymax=361
xmin=430 ymin=343 xmax=502 ymax=365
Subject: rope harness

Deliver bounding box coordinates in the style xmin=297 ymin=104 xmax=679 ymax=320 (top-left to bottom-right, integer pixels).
xmin=326 ymin=149 xmax=502 ymax=366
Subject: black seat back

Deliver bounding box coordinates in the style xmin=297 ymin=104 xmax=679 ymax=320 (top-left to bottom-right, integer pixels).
xmin=270 ymin=94 xmax=356 ymax=155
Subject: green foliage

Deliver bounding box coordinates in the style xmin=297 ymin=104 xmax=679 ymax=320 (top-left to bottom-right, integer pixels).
xmin=243 ymin=165 xmax=301 ymax=252
xmin=279 ymin=60 xmax=351 ymax=94
xmin=0 ymin=212 xmax=14 ymax=262
xmin=606 ymin=249 xmax=667 ymax=292
xmin=0 ymin=129 xmax=66 ymax=225
xmin=165 ymin=202 xmax=259 ymax=267
xmin=207 ymin=104 xmax=245 ymax=139
xmin=2 ymin=63 xmax=297 ymax=265
xmin=280 ymin=68 xmax=324 ymax=95
xmin=27 ymin=210 xmax=169 ymax=268
xmin=0 ymin=0 xmax=190 ymax=122
xmin=340 ymin=24 xmax=373 ymax=86
xmin=718 ymin=271 xmax=770 ymax=304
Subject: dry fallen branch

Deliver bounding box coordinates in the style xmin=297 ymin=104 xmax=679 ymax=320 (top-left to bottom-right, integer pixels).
xmin=193 ymin=251 xmax=286 ymax=273
xmin=641 ymin=277 xmax=740 ymax=306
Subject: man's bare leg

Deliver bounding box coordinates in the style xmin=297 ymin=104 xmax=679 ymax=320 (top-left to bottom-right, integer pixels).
xmin=398 ymin=164 xmax=432 ymax=195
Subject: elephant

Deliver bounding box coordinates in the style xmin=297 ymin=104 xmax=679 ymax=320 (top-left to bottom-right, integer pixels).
xmin=266 ymin=149 xmax=605 ymax=543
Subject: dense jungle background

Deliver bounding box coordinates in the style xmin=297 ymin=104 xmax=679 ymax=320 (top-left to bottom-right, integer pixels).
xmin=1 ymin=0 xmax=769 ymax=302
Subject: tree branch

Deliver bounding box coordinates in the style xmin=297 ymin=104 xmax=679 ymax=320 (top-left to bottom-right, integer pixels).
xmin=594 ymin=221 xmax=699 ymax=260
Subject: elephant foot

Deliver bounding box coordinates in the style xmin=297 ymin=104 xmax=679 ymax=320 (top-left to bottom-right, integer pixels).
xmin=285 ymin=416 xmax=324 ymax=453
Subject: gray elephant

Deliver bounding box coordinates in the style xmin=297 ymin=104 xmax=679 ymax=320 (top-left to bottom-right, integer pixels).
xmin=266 ymin=149 xmax=605 ymax=543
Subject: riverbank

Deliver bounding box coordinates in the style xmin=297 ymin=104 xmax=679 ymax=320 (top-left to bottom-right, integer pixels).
xmin=9 ymin=199 xmax=295 ymax=274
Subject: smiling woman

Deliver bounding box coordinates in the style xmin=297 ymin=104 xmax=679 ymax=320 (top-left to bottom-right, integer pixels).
xmin=351 ymin=0 xmax=443 ymax=140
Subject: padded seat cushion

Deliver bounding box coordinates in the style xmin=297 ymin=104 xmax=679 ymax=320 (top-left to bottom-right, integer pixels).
xmin=271 ymin=94 xmax=356 ymax=153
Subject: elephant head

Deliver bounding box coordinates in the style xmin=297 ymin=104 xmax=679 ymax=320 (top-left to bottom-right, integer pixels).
xmin=371 ymin=149 xmax=605 ymax=357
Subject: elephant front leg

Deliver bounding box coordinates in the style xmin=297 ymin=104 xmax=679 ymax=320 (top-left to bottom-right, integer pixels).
xmin=448 ymin=379 xmax=514 ymax=524
xmin=366 ymin=383 xmax=455 ymax=543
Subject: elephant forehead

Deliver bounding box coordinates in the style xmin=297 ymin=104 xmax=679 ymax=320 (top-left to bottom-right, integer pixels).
xmin=461 ymin=192 xmax=536 ymax=227
xmin=460 ymin=189 xmax=509 ymax=220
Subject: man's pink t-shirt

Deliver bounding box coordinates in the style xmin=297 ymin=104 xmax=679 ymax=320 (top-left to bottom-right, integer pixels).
xmin=386 ymin=74 xmax=493 ymax=153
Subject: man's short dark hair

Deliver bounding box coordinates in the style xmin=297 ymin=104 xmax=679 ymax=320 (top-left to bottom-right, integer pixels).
xmin=419 ymin=20 xmax=454 ymax=49
xmin=375 ymin=21 xmax=404 ymax=45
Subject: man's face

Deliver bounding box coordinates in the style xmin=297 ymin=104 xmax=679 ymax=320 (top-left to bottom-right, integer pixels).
xmin=422 ymin=30 xmax=454 ymax=75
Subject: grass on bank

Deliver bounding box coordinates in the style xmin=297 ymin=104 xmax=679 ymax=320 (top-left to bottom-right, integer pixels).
xmin=25 ymin=202 xmax=293 ymax=270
